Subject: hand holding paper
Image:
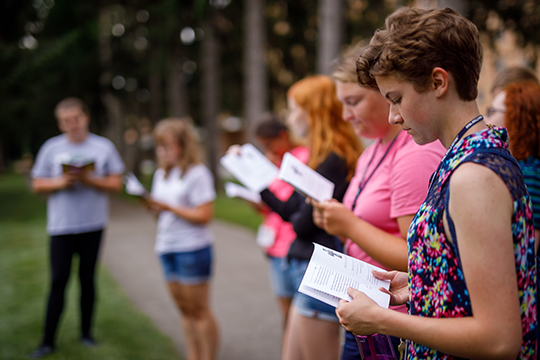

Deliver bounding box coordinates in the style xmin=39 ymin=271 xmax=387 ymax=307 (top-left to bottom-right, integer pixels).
xmin=335 ymin=288 xmax=386 ymax=336
xmin=278 ymin=153 xmax=334 ymax=202
xmin=370 ymin=270 xmax=410 ymax=307
xmin=298 ymin=244 xmax=390 ymax=308
xmin=220 ymin=143 xmax=279 ymax=193
xmin=335 ymin=272 xmax=408 ymax=337
xmin=224 ymin=182 xmax=262 ymax=204
xmin=123 ymin=172 xmax=149 ymax=198
xmin=311 ymin=199 xmax=357 ymax=238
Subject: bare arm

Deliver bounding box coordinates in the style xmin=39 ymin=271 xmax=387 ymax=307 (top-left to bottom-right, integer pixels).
xmin=33 ymin=173 xmax=123 ymax=194
xmin=32 ymin=175 xmax=76 ymax=193
xmin=336 ymin=163 xmax=522 ymax=359
xmin=80 ymin=173 xmax=123 ymax=193
xmin=146 ymin=200 xmax=214 ymax=225
xmin=312 ymin=199 xmax=410 ymax=271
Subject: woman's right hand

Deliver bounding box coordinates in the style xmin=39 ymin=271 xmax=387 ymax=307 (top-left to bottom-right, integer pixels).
xmin=226 ymin=144 xmax=242 ymax=155
xmin=372 ymin=270 xmax=409 ymax=306
xmin=139 ymin=196 xmax=161 ymax=216
xmin=309 ymin=198 xmax=325 ymax=228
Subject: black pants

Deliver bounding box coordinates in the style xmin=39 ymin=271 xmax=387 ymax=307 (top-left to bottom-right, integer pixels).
xmin=41 ymin=230 xmax=103 ymax=347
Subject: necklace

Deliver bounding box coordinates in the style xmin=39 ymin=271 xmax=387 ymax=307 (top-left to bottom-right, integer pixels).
xmin=351 ymin=131 xmax=401 ymax=211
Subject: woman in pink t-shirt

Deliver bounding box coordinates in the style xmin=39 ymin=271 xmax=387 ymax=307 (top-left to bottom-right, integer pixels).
xmin=312 ymin=45 xmax=445 ymax=359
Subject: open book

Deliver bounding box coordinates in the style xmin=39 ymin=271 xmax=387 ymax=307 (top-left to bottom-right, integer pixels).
xmin=220 ymin=143 xmax=278 ymax=193
xmin=123 ymin=172 xmax=150 ymax=198
xmin=299 ymin=244 xmax=391 ymax=308
xmin=62 ymin=161 xmax=95 ymax=174
xmin=224 ymin=181 xmax=262 ymax=204
xmin=278 ymin=152 xmax=334 ymax=202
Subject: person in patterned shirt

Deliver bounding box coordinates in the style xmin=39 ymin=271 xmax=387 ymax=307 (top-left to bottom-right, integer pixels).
xmin=336 ymin=6 xmax=537 ymax=359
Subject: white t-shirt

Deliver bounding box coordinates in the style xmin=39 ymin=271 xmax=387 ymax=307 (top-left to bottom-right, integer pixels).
xmin=151 ymin=164 xmax=216 ymax=254
xmin=31 ymin=133 xmax=125 ymax=236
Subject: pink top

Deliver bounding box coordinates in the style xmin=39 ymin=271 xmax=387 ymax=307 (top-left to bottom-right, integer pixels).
xmin=263 ymin=146 xmax=310 ymax=257
xmin=343 ymin=131 xmax=445 ymax=312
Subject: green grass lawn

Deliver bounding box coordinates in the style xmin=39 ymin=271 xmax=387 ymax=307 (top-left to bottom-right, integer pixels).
xmin=214 ymin=194 xmax=262 ymax=232
xmin=0 ymin=173 xmax=180 ymax=360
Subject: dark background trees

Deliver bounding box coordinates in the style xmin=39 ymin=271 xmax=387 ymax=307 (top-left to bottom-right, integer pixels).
xmin=1 ymin=0 xmax=538 ymax=178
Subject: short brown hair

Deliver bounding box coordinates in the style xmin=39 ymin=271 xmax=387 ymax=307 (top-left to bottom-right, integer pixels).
xmin=491 ymin=66 xmax=539 ymax=95
xmin=356 ymin=7 xmax=483 ymax=101
xmin=504 ymin=82 xmax=540 ymax=160
xmin=54 ymin=97 xmax=90 ymax=118
xmin=254 ymin=113 xmax=289 ymax=139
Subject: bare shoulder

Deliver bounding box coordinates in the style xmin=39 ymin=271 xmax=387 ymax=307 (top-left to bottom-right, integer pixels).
xmin=449 ymin=162 xmax=513 ymax=217
xmin=451 ymin=162 xmax=507 ymax=191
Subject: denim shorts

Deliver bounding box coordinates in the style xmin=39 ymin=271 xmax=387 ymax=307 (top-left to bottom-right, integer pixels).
xmin=268 ymin=256 xmax=296 ymax=298
xmin=159 ymin=246 xmax=213 ymax=285
xmin=289 ymin=257 xmax=339 ymax=322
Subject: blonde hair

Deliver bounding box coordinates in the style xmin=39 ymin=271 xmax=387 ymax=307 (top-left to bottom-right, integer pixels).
xmin=491 ymin=66 xmax=539 ymax=95
xmin=287 ymin=75 xmax=363 ymax=181
xmin=153 ymin=117 xmax=202 ymax=177
xmin=332 ymin=42 xmax=366 ymax=84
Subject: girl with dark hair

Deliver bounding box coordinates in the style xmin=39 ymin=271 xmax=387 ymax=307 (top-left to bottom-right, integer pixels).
xmin=253 ymin=114 xmax=310 ymax=343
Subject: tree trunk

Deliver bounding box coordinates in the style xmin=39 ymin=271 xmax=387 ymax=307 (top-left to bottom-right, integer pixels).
xmin=201 ymin=16 xmax=221 ymax=190
xmin=0 ymin=140 xmax=4 ymax=174
xmin=149 ymin=48 xmax=163 ymax=125
xmin=167 ymin=49 xmax=190 ymax=118
xmin=317 ymin=0 xmax=344 ymax=75
xmin=98 ymin=6 xmax=126 ymax=162
xmin=243 ymin=0 xmax=267 ymax=143
xmin=101 ymin=91 xmax=127 ymax=165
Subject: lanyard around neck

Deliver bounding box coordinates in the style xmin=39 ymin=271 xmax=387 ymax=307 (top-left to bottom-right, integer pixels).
xmin=351 ymin=131 xmax=401 ymax=211
xmin=445 ymin=115 xmax=484 ymax=159
xmin=428 ymin=115 xmax=484 ymax=189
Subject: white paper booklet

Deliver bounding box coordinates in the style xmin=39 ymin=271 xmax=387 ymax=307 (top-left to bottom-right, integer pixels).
xmin=220 ymin=143 xmax=279 ymax=193
xmin=299 ymin=244 xmax=391 ymax=308
xmin=224 ymin=181 xmax=262 ymax=204
xmin=278 ymin=152 xmax=334 ymax=202
xmin=123 ymin=172 xmax=149 ymax=198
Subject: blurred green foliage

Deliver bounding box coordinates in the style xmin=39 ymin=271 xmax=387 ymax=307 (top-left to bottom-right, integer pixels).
xmin=0 ymin=0 xmax=392 ymax=167
xmin=1 ymin=0 xmax=538 ymax=168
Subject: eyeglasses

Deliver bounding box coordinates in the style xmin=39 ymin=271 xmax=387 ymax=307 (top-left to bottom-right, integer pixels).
xmin=486 ymin=107 xmax=506 ymax=118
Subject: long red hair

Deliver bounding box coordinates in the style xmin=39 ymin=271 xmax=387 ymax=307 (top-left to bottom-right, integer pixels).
xmin=504 ymin=82 xmax=540 ymax=160
xmin=287 ymin=75 xmax=363 ymax=181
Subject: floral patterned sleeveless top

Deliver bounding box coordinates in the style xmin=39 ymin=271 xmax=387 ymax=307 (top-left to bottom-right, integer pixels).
xmin=406 ymin=125 xmax=537 ymax=359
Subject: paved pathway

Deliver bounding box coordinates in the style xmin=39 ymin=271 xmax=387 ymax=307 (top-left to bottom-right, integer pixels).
xmin=101 ymin=197 xmax=282 ymax=360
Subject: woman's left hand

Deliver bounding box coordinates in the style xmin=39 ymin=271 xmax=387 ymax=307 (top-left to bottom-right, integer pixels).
xmin=311 ymin=199 xmax=357 ymax=238
xmin=145 ymin=199 xmax=170 ymax=213
xmin=336 ymin=288 xmax=383 ymax=335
